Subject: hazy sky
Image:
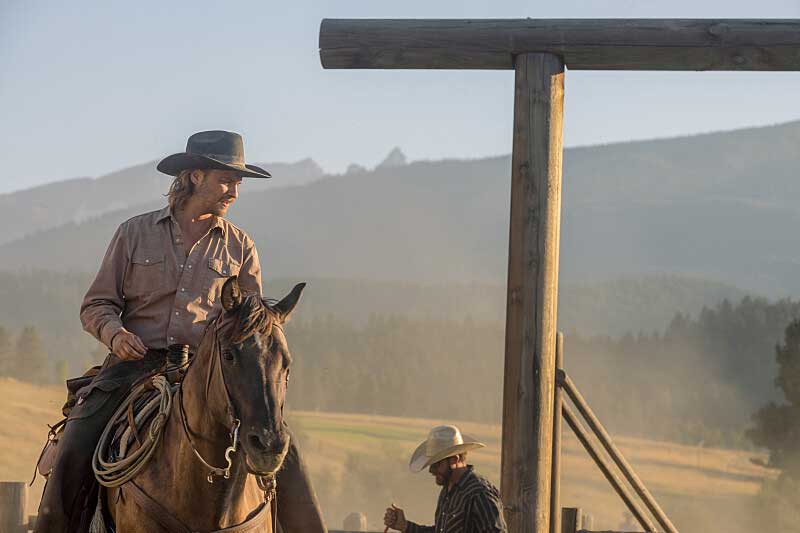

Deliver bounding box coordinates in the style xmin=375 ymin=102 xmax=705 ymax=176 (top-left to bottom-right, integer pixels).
xmin=2 ymin=0 xmax=799 ymax=194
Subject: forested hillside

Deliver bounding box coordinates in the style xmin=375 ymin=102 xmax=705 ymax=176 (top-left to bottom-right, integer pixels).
xmin=285 ymin=295 xmax=798 ymax=447
xmin=0 ymin=269 xmax=790 ymax=446
xmin=2 ymin=121 xmax=800 ymax=296
xmin=0 ymin=270 xmax=744 ymax=372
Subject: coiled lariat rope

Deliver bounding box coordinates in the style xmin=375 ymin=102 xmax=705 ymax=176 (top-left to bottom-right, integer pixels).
xmin=92 ymin=375 xmax=176 ymax=488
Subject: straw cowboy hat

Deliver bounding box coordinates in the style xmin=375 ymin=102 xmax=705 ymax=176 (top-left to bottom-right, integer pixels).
xmin=157 ymin=130 xmax=272 ymax=179
xmin=409 ymin=425 xmax=485 ymax=473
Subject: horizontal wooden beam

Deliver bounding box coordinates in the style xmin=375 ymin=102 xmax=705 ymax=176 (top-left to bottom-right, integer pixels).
xmin=319 ymin=19 xmax=800 ymax=71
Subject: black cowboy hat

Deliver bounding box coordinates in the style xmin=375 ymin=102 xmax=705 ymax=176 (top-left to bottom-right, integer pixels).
xmin=157 ymin=130 xmax=271 ymax=179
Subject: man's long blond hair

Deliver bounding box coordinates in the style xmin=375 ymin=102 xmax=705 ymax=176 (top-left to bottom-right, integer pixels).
xmin=167 ymin=169 xmax=200 ymax=212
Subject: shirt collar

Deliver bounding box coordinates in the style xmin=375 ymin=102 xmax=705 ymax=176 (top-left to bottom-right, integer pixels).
xmin=156 ymin=206 xmax=227 ymax=237
xmin=448 ymin=465 xmax=475 ymax=493
xmin=211 ymin=215 xmax=227 ymax=237
xmin=155 ymin=206 xmax=172 ymax=224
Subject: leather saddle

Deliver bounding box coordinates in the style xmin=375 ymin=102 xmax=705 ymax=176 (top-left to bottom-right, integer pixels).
xmin=33 ymin=365 xmax=102 ymax=481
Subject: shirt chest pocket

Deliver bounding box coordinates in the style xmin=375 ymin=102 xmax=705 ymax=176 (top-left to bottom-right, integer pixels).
xmin=204 ymin=258 xmax=241 ymax=305
xmin=124 ymin=251 xmax=166 ymax=299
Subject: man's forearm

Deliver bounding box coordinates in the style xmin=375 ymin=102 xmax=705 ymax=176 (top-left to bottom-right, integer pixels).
xmin=80 ymin=304 xmax=124 ymax=348
xmin=405 ymin=522 xmax=435 ymax=533
xmin=80 ymin=223 xmax=128 ymax=348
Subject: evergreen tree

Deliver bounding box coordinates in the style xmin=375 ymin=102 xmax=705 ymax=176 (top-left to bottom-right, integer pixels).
xmin=14 ymin=326 xmax=49 ymax=384
xmin=748 ymin=319 xmax=800 ymax=476
xmin=747 ymin=319 xmax=800 ymax=532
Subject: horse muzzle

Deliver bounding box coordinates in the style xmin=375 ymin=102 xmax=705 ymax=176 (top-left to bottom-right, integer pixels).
xmin=243 ymin=430 xmax=290 ymax=475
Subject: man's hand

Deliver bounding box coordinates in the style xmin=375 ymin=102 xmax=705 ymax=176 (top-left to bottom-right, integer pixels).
xmin=111 ymin=328 xmax=147 ymax=361
xmin=383 ymin=504 xmax=407 ymax=532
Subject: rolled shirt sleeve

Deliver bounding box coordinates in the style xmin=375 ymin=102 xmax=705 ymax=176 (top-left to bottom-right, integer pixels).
xmin=80 ymin=224 xmax=128 ymax=348
xmin=405 ymin=522 xmax=435 ymax=533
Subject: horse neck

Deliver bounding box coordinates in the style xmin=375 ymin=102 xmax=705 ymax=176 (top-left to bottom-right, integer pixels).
xmin=180 ymin=333 xmax=232 ymax=446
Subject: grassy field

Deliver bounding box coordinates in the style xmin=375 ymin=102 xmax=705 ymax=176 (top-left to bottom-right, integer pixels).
xmin=0 ymin=378 xmax=775 ymax=532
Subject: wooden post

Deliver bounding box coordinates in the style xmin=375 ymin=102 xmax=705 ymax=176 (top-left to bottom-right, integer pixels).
xmin=550 ymin=333 xmax=565 ymax=533
xmin=0 ymin=481 xmax=27 ymax=533
xmin=561 ymin=508 xmax=582 ymax=533
xmin=501 ymin=52 xmax=564 ymax=533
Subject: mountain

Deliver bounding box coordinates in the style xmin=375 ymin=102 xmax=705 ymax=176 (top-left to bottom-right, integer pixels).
xmin=376 ymin=147 xmax=407 ymax=168
xmin=2 ymin=120 xmax=800 ymax=297
xmin=0 ymin=158 xmax=323 ymax=246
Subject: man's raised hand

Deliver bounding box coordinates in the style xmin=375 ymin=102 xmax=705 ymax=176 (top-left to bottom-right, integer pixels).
xmin=383 ymin=504 xmax=407 ymax=532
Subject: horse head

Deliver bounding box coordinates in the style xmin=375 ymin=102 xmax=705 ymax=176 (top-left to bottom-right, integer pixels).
xmin=207 ymin=276 xmax=305 ymax=477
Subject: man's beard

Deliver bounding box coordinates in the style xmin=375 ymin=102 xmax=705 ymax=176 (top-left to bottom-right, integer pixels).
xmin=209 ymin=196 xmax=235 ymax=216
xmin=434 ymin=467 xmax=452 ymax=486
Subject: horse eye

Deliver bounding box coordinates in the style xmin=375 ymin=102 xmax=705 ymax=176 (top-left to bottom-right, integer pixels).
xmin=222 ymin=349 xmax=234 ymax=361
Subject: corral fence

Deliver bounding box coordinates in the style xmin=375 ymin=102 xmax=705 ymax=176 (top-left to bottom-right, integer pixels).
xmin=551 ymin=333 xmax=675 ymax=533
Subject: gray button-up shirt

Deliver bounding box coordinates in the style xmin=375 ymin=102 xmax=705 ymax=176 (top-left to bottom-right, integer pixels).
xmin=80 ymin=206 xmax=261 ymax=350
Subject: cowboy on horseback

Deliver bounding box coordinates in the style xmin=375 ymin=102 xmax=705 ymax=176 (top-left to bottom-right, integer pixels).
xmin=35 ymin=130 xmax=327 ymax=532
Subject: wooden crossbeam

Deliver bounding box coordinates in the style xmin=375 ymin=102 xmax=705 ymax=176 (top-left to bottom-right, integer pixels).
xmin=319 ymin=19 xmax=800 ymax=70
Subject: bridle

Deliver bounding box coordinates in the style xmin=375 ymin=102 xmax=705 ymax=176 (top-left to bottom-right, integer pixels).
xmin=178 ymin=384 xmax=241 ymax=483
xmin=177 ymin=318 xmax=288 ymax=485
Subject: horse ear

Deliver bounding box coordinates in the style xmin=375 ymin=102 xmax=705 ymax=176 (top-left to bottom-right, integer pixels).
xmin=274 ymin=282 xmax=306 ymax=323
xmin=221 ymin=276 xmax=243 ymax=312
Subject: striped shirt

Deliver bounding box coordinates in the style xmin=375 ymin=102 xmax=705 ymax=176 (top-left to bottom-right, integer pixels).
xmin=406 ymin=466 xmax=507 ymax=533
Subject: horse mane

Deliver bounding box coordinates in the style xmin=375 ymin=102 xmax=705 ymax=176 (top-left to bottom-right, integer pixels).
xmin=195 ymin=293 xmax=281 ymax=401
xmin=216 ymin=293 xmax=280 ymax=344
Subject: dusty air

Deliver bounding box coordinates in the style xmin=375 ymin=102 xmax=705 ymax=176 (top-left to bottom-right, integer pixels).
xmin=1 ymin=3 xmax=800 ymax=533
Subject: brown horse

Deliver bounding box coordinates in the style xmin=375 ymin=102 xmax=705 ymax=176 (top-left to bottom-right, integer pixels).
xmin=106 ymin=277 xmax=304 ymax=532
